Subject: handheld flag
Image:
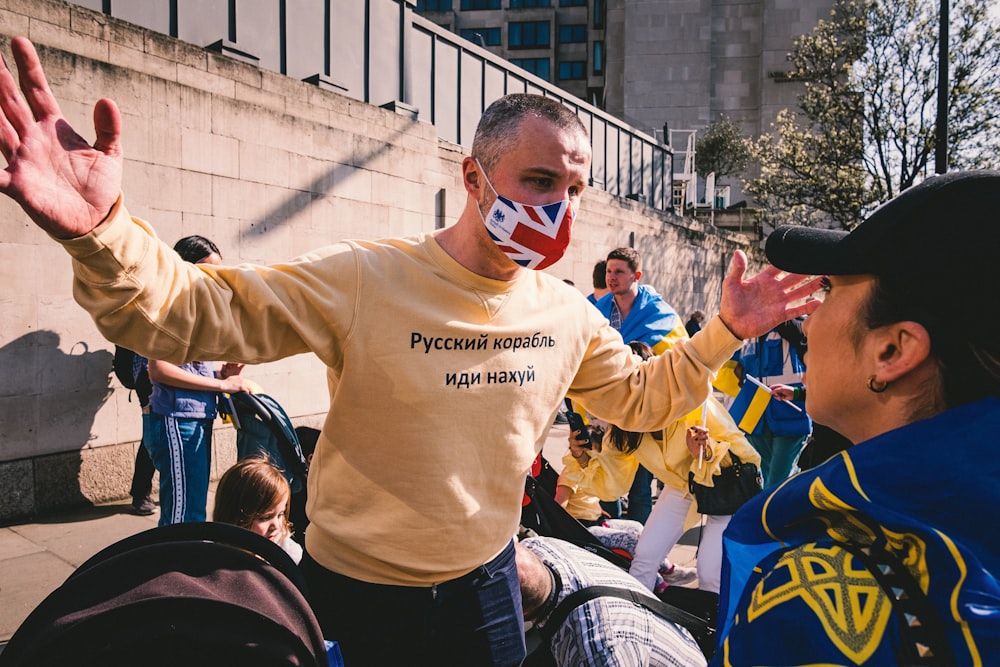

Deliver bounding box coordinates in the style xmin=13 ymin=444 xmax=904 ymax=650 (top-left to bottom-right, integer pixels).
xmin=728 ymin=375 xmax=772 ymax=434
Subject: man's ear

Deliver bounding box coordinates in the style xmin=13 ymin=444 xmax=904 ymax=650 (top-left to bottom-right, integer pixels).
xmin=634 ymin=269 xmax=642 ymax=282
xmin=871 ymin=321 xmax=933 ymax=383
xmin=462 ymin=157 xmax=482 ymax=196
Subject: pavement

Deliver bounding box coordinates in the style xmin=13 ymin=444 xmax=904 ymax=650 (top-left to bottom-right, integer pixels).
xmin=0 ymin=422 xmax=698 ymax=645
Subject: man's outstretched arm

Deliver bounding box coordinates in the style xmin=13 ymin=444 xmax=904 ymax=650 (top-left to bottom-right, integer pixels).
xmin=0 ymin=37 xmax=123 ymax=238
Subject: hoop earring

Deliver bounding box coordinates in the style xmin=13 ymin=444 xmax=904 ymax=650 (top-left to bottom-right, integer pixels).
xmin=867 ymin=375 xmax=889 ymax=393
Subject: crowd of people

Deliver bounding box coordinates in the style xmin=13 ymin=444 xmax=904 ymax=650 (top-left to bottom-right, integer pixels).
xmin=1 ymin=34 xmax=998 ymax=666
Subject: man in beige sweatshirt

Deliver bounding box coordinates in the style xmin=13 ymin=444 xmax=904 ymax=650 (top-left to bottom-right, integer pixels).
xmin=0 ymin=37 xmax=819 ymax=666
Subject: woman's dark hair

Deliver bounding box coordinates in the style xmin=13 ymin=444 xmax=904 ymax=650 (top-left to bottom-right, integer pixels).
xmin=606 ymin=341 xmax=656 ymax=455
xmin=173 ymin=235 xmax=220 ymax=264
xmin=861 ymin=276 xmax=1000 ymax=410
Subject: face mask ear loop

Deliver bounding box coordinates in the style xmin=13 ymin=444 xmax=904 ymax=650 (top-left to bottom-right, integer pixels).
xmin=473 ymin=158 xmax=498 ymax=197
xmin=473 ymin=158 xmax=499 ymax=227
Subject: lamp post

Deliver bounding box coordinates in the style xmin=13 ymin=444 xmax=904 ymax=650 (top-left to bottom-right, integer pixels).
xmin=935 ymin=0 xmax=949 ymax=174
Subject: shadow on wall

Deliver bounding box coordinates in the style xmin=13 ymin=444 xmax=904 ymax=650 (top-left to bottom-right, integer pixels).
xmin=0 ymin=330 xmax=114 ymax=517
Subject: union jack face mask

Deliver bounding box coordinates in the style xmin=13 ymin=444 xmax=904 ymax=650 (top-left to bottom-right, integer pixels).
xmin=475 ymin=159 xmax=576 ymax=270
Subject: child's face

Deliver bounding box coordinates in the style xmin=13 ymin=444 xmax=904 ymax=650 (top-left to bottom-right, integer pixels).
xmin=250 ymin=496 xmax=288 ymax=542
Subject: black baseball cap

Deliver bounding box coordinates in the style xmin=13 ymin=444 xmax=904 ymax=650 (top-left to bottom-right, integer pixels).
xmin=765 ymin=170 xmax=1000 ymax=280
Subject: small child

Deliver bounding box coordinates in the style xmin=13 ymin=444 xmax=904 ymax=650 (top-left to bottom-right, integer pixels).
xmin=213 ymin=457 xmax=303 ymax=564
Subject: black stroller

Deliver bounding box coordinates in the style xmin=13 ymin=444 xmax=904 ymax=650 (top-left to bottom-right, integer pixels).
xmin=0 ymin=523 xmax=333 ymax=666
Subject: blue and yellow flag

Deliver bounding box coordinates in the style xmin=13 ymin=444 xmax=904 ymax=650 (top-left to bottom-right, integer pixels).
xmin=728 ymin=375 xmax=772 ymax=435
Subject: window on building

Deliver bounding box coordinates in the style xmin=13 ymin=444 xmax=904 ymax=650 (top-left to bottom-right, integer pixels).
xmin=460 ymin=0 xmax=500 ymax=9
xmin=509 ymin=21 xmax=550 ymax=48
xmin=510 ymin=58 xmax=551 ymax=81
xmin=416 ymin=0 xmax=453 ymax=10
xmin=592 ymin=40 xmax=604 ymax=74
xmin=459 ymin=27 xmax=501 ymax=46
xmin=510 ymin=0 xmax=552 ymax=7
xmin=593 ymin=0 xmax=604 ymax=28
xmin=558 ymin=24 xmax=587 ymax=43
xmin=558 ymin=61 xmax=585 ymax=80
xmin=559 ymin=0 xmax=587 ymax=6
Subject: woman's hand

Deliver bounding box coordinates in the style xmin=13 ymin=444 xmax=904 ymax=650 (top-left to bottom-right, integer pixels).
xmin=686 ymin=425 xmax=711 ymax=461
xmin=567 ymin=429 xmax=593 ymax=465
xmin=219 ymin=362 xmax=246 ymax=379
xmin=219 ymin=374 xmax=253 ymax=394
xmin=770 ymin=384 xmax=796 ymax=401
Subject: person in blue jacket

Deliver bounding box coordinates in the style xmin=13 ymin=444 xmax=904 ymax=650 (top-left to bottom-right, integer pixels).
xmin=594 ymin=247 xmax=689 ymax=523
xmin=715 ymin=170 xmax=1000 ymax=665
xmin=734 ymin=318 xmax=812 ymax=486
xmin=146 ymin=235 xmax=253 ymax=526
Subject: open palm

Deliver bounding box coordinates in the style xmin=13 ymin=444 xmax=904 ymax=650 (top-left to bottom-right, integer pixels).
xmin=719 ymin=250 xmax=822 ymax=340
xmin=0 ymin=37 xmax=123 ymax=238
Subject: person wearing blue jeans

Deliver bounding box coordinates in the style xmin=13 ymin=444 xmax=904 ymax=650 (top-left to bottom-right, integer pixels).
xmin=145 ymin=235 xmax=251 ymax=525
xmin=145 ymin=395 xmax=214 ymax=525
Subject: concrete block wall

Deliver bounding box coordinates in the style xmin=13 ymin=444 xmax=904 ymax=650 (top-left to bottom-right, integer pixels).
xmin=0 ymin=0 xmax=759 ymax=522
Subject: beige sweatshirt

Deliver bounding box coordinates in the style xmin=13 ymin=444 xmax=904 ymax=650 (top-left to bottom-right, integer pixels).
xmin=59 ymin=198 xmax=742 ymax=585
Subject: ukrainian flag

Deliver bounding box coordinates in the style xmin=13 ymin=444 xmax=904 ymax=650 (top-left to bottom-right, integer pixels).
xmin=712 ymin=357 xmax=742 ymax=397
xmin=728 ymin=375 xmax=772 ymax=434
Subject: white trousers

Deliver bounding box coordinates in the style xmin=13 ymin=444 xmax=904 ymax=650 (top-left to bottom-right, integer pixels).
xmin=627 ymin=484 xmax=731 ymax=593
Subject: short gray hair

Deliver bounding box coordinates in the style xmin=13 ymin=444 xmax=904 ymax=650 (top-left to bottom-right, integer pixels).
xmin=472 ymin=94 xmax=588 ymax=173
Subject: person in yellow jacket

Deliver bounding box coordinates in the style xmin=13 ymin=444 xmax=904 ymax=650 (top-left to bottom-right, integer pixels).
xmin=555 ymin=436 xmax=699 ymax=588
xmin=565 ymin=342 xmax=759 ymax=593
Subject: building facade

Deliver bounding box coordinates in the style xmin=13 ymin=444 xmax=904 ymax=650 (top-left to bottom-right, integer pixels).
xmin=416 ymin=0 xmax=607 ymax=105
xmin=416 ymin=0 xmax=835 ymax=208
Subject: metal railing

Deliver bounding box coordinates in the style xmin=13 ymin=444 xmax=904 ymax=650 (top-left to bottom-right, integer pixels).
xmin=72 ymin=0 xmax=674 ymax=211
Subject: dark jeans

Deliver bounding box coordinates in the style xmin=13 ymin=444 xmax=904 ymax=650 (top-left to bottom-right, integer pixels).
xmin=129 ymin=424 xmax=155 ymax=502
xmin=626 ymin=464 xmax=654 ymax=524
xmin=301 ymin=540 xmax=525 ymax=667
xmin=600 ymin=498 xmax=622 ymax=519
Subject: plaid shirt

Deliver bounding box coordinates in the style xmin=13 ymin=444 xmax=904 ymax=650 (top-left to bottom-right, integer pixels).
xmin=609 ymin=299 xmax=623 ymax=331
xmin=523 ymin=537 xmax=706 ymax=667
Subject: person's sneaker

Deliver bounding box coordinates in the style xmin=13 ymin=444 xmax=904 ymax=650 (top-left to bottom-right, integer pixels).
xmin=659 ymin=563 xmax=698 ymax=587
xmin=131 ymin=496 xmax=156 ymax=516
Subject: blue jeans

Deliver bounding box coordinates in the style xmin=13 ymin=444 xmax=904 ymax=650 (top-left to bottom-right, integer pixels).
xmin=749 ymin=423 xmax=808 ymax=487
xmin=302 ymin=540 xmax=525 ymax=667
xmin=600 ymin=498 xmax=623 ymax=519
xmin=145 ymin=414 xmax=212 ymax=526
xmin=626 ymin=464 xmax=654 ymax=524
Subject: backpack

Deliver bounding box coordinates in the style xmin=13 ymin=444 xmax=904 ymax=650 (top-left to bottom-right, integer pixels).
xmin=113 ymin=345 xmax=138 ymax=389
xmin=112 ymin=346 xmax=153 ymax=406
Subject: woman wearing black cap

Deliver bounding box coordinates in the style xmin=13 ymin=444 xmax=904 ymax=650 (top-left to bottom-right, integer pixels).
xmin=713 ymin=170 xmax=1000 ymax=666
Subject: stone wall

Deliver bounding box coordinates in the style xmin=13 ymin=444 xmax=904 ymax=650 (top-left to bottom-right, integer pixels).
xmin=0 ymin=0 xmax=760 ymax=521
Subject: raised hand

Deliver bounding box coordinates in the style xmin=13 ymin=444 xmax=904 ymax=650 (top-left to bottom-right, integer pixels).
xmin=0 ymin=37 xmax=123 ymax=238
xmin=718 ymin=250 xmax=822 ymax=340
